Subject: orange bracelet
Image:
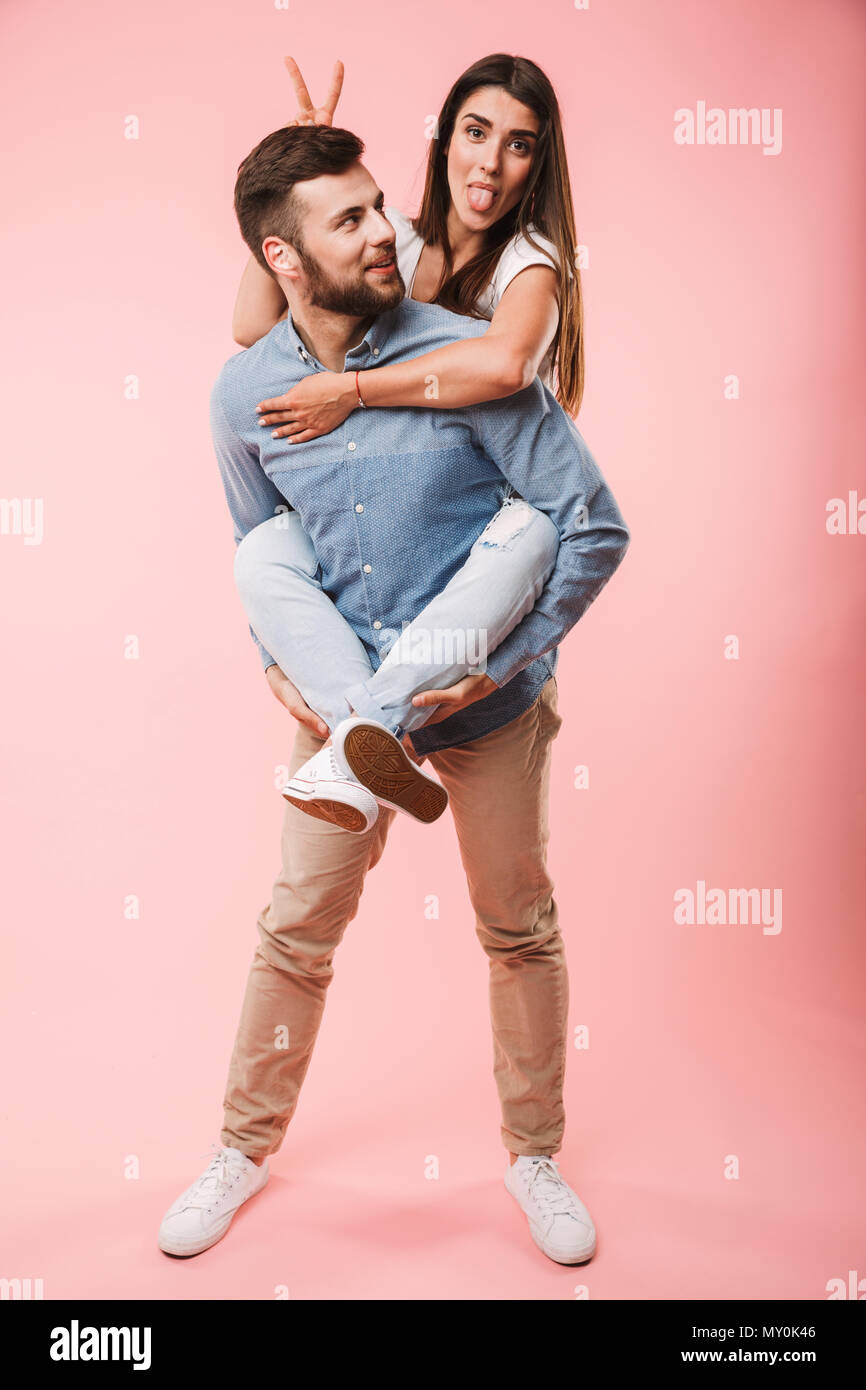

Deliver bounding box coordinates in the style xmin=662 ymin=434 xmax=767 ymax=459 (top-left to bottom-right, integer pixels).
xmin=355 ymin=369 xmax=367 ymax=408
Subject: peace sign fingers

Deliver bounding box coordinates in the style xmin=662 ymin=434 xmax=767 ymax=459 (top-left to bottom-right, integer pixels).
xmin=283 ymin=55 xmax=316 ymax=126
xmin=283 ymin=55 xmax=344 ymax=128
xmin=318 ymin=59 xmax=344 ymax=125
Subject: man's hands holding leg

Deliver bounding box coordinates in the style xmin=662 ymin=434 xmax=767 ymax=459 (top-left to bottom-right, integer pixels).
xmin=411 ymin=672 xmax=499 ymax=726
xmin=265 ymin=664 xmax=498 ymax=757
xmin=265 ymin=664 xmax=330 ymax=740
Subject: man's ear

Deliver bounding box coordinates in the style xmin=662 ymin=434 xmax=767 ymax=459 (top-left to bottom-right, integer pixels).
xmin=263 ymin=236 xmax=301 ymax=281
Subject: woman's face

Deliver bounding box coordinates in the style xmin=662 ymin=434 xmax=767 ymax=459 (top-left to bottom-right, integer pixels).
xmin=445 ymin=85 xmax=541 ymax=233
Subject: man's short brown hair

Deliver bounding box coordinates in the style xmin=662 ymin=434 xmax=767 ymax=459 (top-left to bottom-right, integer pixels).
xmin=234 ymin=125 xmax=366 ymax=276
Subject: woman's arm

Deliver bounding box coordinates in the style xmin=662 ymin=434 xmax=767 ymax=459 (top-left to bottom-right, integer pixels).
xmin=232 ymin=57 xmax=343 ymax=347
xmin=366 ymin=264 xmax=560 ymax=404
xmin=233 ymin=255 xmax=288 ymax=347
xmin=256 ymin=264 xmax=560 ymax=441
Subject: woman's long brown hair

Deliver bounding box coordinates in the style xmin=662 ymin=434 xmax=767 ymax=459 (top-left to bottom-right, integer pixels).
xmin=413 ymin=53 xmax=584 ymax=418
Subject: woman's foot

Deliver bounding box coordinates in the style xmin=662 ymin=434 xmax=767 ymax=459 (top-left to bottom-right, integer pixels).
xmin=332 ymin=716 xmax=448 ymax=824
xmin=281 ymin=743 xmax=380 ymax=833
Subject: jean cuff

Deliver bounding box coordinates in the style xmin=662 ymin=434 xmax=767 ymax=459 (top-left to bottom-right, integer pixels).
xmin=342 ymin=680 xmax=402 ymax=735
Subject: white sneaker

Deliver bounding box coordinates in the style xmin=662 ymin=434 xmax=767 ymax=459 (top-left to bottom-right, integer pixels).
xmin=281 ymin=743 xmax=379 ymax=833
xmin=504 ymin=1155 xmax=597 ymax=1264
xmin=332 ymin=716 xmax=448 ymax=825
xmin=158 ymin=1143 xmax=270 ymax=1257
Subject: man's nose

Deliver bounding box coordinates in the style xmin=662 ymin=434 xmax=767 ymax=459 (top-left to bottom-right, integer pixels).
xmin=369 ymin=208 xmax=396 ymax=244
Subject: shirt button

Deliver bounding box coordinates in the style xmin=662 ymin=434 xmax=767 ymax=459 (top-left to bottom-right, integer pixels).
xmin=355 ymin=503 xmax=364 ymax=513
xmin=373 ymin=620 xmax=382 ymax=630
xmin=363 ymin=563 xmax=372 ymax=573
xmin=347 ymin=441 xmax=356 ymax=451
xmin=372 ymin=348 xmax=380 ymax=357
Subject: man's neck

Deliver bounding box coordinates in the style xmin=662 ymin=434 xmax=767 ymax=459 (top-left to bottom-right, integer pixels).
xmin=287 ymin=297 xmax=377 ymax=373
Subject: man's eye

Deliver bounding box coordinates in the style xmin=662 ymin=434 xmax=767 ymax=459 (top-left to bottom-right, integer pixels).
xmin=341 ymin=215 xmax=360 ymax=227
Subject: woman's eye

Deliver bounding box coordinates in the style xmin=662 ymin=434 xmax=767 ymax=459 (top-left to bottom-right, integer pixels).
xmin=510 ymin=140 xmax=530 ymax=155
xmin=466 ymin=126 xmax=484 ymax=139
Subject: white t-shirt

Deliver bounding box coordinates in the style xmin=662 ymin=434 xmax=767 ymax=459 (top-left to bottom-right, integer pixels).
xmin=386 ymin=206 xmax=560 ymax=387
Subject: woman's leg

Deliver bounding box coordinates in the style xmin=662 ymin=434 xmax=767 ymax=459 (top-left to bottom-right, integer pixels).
xmin=344 ymin=498 xmax=559 ymax=733
xmin=234 ymin=500 xmax=559 ymax=736
xmin=234 ymin=512 xmax=375 ymax=733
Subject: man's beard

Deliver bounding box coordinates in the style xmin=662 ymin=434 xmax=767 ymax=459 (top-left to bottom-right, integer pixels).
xmin=296 ymin=241 xmax=405 ymax=315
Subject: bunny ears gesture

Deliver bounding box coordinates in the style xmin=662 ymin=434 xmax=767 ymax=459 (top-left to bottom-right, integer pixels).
xmin=283 ymin=56 xmax=345 ymax=128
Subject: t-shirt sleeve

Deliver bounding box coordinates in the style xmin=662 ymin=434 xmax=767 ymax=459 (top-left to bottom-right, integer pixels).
xmin=488 ymin=227 xmax=561 ymax=310
xmin=386 ymin=206 xmax=415 ymax=258
xmin=385 ymin=205 xmax=409 ymax=231
xmin=386 ymin=205 xmax=425 ymax=293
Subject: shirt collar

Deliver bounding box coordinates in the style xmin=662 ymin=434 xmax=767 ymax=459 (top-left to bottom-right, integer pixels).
xmin=282 ymin=302 xmax=396 ymax=370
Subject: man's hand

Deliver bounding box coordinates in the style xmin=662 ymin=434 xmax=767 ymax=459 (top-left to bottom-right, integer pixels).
xmin=265 ymin=663 xmax=329 ymax=739
xmin=411 ymin=672 xmax=498 ymax=725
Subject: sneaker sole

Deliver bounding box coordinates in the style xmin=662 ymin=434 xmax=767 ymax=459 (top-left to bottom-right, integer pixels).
xmin=158 ymin=1220 xmax=235 ymax=1258
xmin=529 ymin=1223 xmax=596 ymax=1265
xmin=340 ymin=725 xmax=448 ymax=824
xmin=282 ymin=791 xmax=370 ymax=833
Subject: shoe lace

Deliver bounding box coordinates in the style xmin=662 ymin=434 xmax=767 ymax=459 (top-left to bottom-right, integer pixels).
xmin=307 ymin=744 xmax=356 ymax=786
xmin=324 ymin=746 xmax=344 ymax=779
xmin=324 ymin=744 xmax=371 ymax=795
xmin=183 ymin=1143 xmax=245 ymax=1212
xmin=523 ymin=1157 xmax=584 ymax=1220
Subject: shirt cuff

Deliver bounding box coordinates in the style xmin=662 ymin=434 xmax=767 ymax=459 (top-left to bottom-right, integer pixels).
xmin=484 ymin=643 xmax=520 ymax=689
xmin=251 ymin=627 xmax=277 ymax=672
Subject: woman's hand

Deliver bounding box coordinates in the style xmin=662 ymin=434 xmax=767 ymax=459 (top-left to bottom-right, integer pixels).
xmin=284 ymin=56 xmax=344 ymax=127
xmin=256 ymin=372 xmax=358 ymax=443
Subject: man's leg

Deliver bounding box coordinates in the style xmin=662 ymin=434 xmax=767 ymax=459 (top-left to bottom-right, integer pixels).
xmin=426 ymin=677 xmax=567 ymax=1156
xmin=220 ymin=720 xmax=396 ymax=1160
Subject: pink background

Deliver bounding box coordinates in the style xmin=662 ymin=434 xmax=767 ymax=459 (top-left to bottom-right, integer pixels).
xmin=1 ymin=0 xmax=864 ymax=1300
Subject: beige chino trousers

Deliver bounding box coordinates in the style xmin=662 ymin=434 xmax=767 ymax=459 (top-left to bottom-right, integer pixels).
xmin=220 ymin=676 xmax=568 ymax=1159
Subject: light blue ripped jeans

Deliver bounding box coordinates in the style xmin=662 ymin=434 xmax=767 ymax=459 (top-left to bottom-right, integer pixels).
xmin=233 ymin=498 xmax=559 ymax=739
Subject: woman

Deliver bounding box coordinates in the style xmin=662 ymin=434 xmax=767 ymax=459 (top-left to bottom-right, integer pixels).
xmin=232 ymin=53 xmax=586 ymax=829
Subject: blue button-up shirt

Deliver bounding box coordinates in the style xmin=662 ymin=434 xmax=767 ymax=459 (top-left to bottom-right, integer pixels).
xmin=210 ymin=296 xmax=630 ymax=754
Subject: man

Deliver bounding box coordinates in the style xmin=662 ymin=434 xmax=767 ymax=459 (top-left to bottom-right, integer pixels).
xmin=158 ymin=125 xmax=630 ymax=1266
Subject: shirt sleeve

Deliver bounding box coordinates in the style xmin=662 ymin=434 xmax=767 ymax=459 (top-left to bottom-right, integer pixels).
xmin=466 ymin=382 xmax=631 ymax=689
xmin=210 ymin=374 xmax=286 ymax=672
